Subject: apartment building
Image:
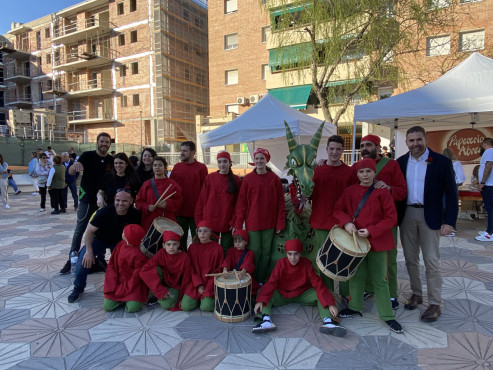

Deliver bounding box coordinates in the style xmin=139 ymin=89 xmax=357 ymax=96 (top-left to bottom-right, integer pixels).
xmin=1 ymin=0 xmax=209 ymax=148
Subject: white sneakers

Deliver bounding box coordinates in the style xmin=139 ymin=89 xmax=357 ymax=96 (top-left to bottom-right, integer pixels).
xmin=39 ymin=208 xmax=46 ymax=212
xmin=476 ymin=231 xmax=493 ymax=242
xmin=4 ymin=204 xmax=10 ymax=210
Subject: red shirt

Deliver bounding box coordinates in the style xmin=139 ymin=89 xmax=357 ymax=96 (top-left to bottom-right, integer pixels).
xmin=234 ymin=170 xmax=285 ymax=231
xmin=195 ymin=171 xmax=242 ymax=232
xmin=103 ymin=240 xmax=149 ymax=303
xmin=170 ymin=160 xmax=208 ymax=217
xmin=257 ymin=257 xmax=336 ymax=308
xmin=334 ymin=184 xmax=397 ymax=252
xmin=135 ymin=177 xmax=183 ymax=231
xmin=222 ymin=247 xmax=259 ymax=295
xmin=310 ymin=162 xmax=358 ymax=230
xmin=374 ymin=157 xmax=407 ymax=203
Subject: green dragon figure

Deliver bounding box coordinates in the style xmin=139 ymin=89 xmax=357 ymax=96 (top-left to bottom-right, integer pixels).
xmin=269 ymin=120 xmax=325 ymax=273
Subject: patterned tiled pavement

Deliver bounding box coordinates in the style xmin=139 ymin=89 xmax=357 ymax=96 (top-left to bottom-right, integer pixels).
xmin=1 ymin=191 xmax=493 ymax=369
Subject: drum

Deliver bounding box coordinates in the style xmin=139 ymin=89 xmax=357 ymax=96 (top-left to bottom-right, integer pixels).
xmin=140 ymin=217 xmax=184 ymax=258
xmin=214 ymin=273 xmax=252 ymax=323
xmin=316 ymin=226 xmax=371 ymax=282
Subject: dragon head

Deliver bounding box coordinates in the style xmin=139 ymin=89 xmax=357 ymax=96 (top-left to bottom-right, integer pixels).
xmin=284 ymin=120 xmax=325 ymax=197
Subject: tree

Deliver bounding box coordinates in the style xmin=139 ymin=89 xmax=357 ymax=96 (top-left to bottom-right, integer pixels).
xmin=266 ymin=0 xmax=463 ymax=125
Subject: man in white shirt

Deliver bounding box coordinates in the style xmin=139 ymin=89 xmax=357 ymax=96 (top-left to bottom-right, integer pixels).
xmin=476 ymin=138 xmax=493 ymax=241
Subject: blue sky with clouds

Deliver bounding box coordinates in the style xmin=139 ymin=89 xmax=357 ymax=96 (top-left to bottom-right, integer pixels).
xmin=1 ymin=0 xmax=81 ymax=35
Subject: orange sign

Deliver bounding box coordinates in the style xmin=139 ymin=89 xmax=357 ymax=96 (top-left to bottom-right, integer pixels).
xmin=446 ymin=129 xmax=486 ymax=161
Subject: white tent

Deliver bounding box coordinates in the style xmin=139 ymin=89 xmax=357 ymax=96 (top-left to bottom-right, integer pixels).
xmin=354 ymin=52 xmax=493 ymax=156
xmin=200 ymin=93 xmax=336 ymax=176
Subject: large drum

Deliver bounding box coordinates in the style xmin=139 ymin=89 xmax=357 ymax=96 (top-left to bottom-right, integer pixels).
xmin=316 ymin=226 xmax=371 ymax=282
xmin=214 ymin=273 xmax=252 ymax=323
xmin=140 ymin=217 xmax=183 ymax=258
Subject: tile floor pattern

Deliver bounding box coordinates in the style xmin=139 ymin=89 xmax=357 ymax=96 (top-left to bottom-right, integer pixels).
xmin=1 ymin=193 xmax=493 ymax=369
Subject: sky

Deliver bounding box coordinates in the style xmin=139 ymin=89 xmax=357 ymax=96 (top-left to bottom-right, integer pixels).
xmin=1 ymin=0 xmax=81 ymax=35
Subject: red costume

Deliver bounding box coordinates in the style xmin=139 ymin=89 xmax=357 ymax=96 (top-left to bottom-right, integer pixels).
xmin=374 ymin=157 xmax=407 ymax=204
xmin=222 ymin=247 xmax=260 ymax=295
xmin=135 ymin=177 xmax=183 ymax=231
xmin=234 ymin=170 xmax=285 ymax=231
xmin=184 ymin=241 xmax=224 ymax=299
xmin=103 ymin=225 xmax=149 ymax=303
xmin=257 ymin=257 xmax=336 ymax=308
xmin=195 ymin=171 xmax=242 ymax=232
xmin=310 ymin=162 xmax=358 ymax=230
xmin=334 ymin=184 xmax=397 ymax=251
xmin=170 ymin=160 xmax=208 ymax=217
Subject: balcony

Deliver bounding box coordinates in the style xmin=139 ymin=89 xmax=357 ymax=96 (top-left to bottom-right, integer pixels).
xmin=5 ymin=66 xmax=31 ymax=84
xmin=5 ymin=93 xmax=32 ymax=108
xmin=0 ymin=45 xmax=31 ymax=60
xmin=65 ymin=77 xmax=114 ymax=98
xmin=53 ymin=16 xmax=111 ymax=45
xmin=53 ymin=46 xmax=119 ymax=72
xmin=68 ymin=109 xmax=114 ymax=125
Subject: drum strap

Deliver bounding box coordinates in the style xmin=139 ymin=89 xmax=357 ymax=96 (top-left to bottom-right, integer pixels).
xmin=150 ymin=178 xmax=160 ymax=200
xmin=353 ymin=183 xmax=375 ymax=222
xmin=235 ymin=250 xmax=249 ymax=271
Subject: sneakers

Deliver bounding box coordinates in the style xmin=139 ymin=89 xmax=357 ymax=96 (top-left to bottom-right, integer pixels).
xmin=445 ymin=231 xmax=455 ymax=237
xmin=51 ymin=210 xmax=60 ymax=215
xmin=59 ymin=259 xmax=71 ymax=275
xmin=32 ymin=192 xmax=38 ymax=196
xmin=386 ymin=319 xmax=403 ymax=334
xmin=320 ymin=318 xmax=347 ymax=337
xmin=252 ymin=315 xmax=277 ymax=333
xmin=14 ymin=190 xmax=21 ymax=195
xmin=39 ymin=208 xmax=46 ymax=212
xmin=338 ymin=308 xmax=362 ymax=318
xmin=363 ymin=292 xmax=373 ymax=300
xmin=478 ymin=230 xmax=487 ymax=236
xmin=476 ymin=232 xmax=493 ymax=242
xmin=4 ymin=204 xmax=10 ymax=210
xmin=391 ymin=298 xmax=400 ymax=310
xmin=68 ymin=289 xmax=83 ymax=303
xmin=147 ymin=296 xmax=158 ymax=306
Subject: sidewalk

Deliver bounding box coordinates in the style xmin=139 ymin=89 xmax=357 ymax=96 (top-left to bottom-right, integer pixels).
xmin=1 ymin=193 xmax=492 ymax=369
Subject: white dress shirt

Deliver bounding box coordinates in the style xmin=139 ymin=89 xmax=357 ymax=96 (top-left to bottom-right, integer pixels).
xmin=406 ymin=148 xmax=429 ymax=205
xmin=479 ymin=148 xmax=493 ymax=186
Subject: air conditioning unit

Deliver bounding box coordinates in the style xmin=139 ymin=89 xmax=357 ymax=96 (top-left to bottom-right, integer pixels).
xmin=249 ymin=94 xmax=259 ymax=104
xmin=237 ymin=97 xmax=248 ymax=105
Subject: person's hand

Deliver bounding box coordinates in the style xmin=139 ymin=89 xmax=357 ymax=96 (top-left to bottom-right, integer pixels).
xmin=329 ymin=305 xmax=339 ymax=318
xmin=156 ymin=199 xmax=167 ymax=209
xmin=238 ymin=269 xmax=247 ymax=279
xmin=317 ymin=158 xmax=325 ymax=167
xmin=344 ymin=222 xmax=357 ymax=234
xmin=440 ymin=224 xmax=454 ymax=236
xmin=357 ymin=228 xmax=370 ymax=238
xmin=148 ymin=204 xmax=156 ymax=213
xmin=163 ymin=291 xmax=174 ymax=299
xmin=374 ymin=181 xmax=390 ymax=191
xmin=72 ymin=162 xmax=83 ymax=172
xmin=82 ymin=250 xmax=95 ymax=269
xmin=479 ymin=183 xmax=485 ymax=191
xmin=96 ymin=195 xmax=105 ymax=208
xmin=254 ymin=302 xmax=263 ymax=315
xmin=197 ymin=285 xmax=205 ymax=295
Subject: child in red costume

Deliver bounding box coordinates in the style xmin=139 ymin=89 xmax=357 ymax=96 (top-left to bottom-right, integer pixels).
xmin=181 ymin=221 xmax=224 ymax=312
xmin=140 ymin=231 xmax=192 ymax=310
xmin=334 ymin=158 xmax=403 ymax=334
xmin=103 ymin=224 xmax=149 ymax=313
xmin=222 ymin=229 xmax=259 ymax=296
xmin=252 ymin=239 xmax=346 ymax=337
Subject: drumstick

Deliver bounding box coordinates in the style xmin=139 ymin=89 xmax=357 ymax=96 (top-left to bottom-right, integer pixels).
xmin=154 ymin=184 xmax=172 ymax=206
xmin=205 ymin=272 xmax=230 ymax=277
xmin=161 ymin=191 xmax=176 ymax=202
xmin=353 ymin=232 xmax=364 ymax=252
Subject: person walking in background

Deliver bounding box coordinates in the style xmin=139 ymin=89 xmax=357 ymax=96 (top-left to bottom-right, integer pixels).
xmin=129 ymin=150 xmax=139 ymax=168
xmin=442 ymin=148 xmax=465 ymax=237
xmin=61 ymin=152 xmax=78 ymax=211
xmin=476 ymin=138 xmax=493 ymax=242
xmin=28 ymin=151 xmax=39 ymax=195
xmin=45 ymin=146 xmax=56 ymax=162
xmin=0 ymin=154 xmax=10 ymax=209
xmin=36 ymin=153 xmax=52 ymax=212
xmin=46 ymin=155 xmax=66 ymax=215
xmin=68 ymin=147 xmax=77 ymax=160
xmin=7 ymin=170 xmax=21 ymax=195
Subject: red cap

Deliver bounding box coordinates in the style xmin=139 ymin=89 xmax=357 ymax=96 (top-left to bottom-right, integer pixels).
xmin=360 ymin=134 xmax=381 ymax=147
xmin=285 ymin=239 xmax=303 ymax=253
xmin=217 ymin=151 xmax=232 ymax=162
xmin=123 ymin=224 xmax=146 ymax=246
xmin=197 ymin=220 xmax=212 ymax=230
xmin=353 ymin=158 xmax=376 ymax=173
xmin=233 ymin=229 xmax=249 ymax=242
xmin=163 ymin=231 xmax=181 ymax=243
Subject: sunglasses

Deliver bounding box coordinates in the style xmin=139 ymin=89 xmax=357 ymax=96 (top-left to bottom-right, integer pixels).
xmin=116 ymin=188 xmax=132 ymax=194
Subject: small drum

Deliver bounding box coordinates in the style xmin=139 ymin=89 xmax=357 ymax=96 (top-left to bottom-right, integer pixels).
xmin=214 ymin=273 xmax=252 ymax=323
xmin=316 ymin=226 xmax=371 ymax=282
xmin=140 ymin=217 xmax=183 ymax=258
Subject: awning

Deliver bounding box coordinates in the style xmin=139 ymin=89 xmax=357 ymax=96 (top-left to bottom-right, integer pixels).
xmin=270 ymin=4 xmax=306 ymax=17
xmin=268 ymin=43 xmax=312 ymax=70
xmin=268 ymin=84 xmax=312 ymax=110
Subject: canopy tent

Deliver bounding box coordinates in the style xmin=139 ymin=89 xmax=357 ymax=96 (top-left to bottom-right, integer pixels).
xmin=199 ymin=93 xmax=336 ymax=177
xmin=353 ymin=52 xmax=493 ymax=156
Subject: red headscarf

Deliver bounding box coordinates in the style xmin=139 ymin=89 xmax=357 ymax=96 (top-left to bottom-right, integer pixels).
xmin=163 ymin=231 xmax=181 ymax=243
xmin=123 ymin=224 xmax=146 ymax=246
xmin=249 ymin=148 xmax=271 ymax=166
xmin=233 ymin=229 xmax=249 ymax=243
xmin=285 ymin=239 xmax=303 ymax=253
xmin=217 ymin=151 xmax=232 ymax=162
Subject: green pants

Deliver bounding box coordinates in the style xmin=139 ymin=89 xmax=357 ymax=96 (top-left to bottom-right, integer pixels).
xmin=365 ymin=227 xmax=398 ymax=298
xmin=103 ymin=298 xmax=142 ymax=313
xmin=261 ymin=288 xmax=334 ymax=320
xmin=177 ymin=216 xmax=197 ymax=249
xmin=181 ymin=294 xmax=215 ymax=312
xmin=348 ymin=250 xmax=394 ymax=321
xmin=217 ymin=231 xmax=233 ymax=256
xmin=248 ymin=229 xmax=275 ymax=283
xmin=314 ymin=228 xmax=334 ymax=292
xmin=157 ymin=288 xmax=180 ymax=310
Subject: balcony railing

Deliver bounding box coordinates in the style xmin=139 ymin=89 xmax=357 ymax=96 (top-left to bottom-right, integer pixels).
xmin=55 ymin=17 xmax=109 ymax=38
xmin=6 ymin=66 xmax=31 ymax=78
xmin=6 ymin=93 xmax=32 ymax=104
xmin=68 ymin=109 xmax=114 ymax=123
xmin=66 ymin=77 xmax=112 ymax=93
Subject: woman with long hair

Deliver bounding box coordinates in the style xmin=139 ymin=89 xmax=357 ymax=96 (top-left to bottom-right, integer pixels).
xmin=97 ymin=152 xmax=141 ymax=207
xmin=135 ymin=156 xmax=183 ymax=232
xmin=136 ymin=148 xmax=157 ymax=184
xmin=0 ymin=154 xmax=10 ymax=209
xmin=195 ymin=151 xmax=241 ymax=254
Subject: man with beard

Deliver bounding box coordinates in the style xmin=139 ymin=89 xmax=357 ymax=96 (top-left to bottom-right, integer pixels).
xmin=170 ymin=141 xmax=208 ymax=249
xmin=359 ymin=134 xmax=407 ymax=310
xmin=476 ymin=138 xmax=493 ymax=242
xmin=396 ymin=126 xmax=457 ymax=322
xmin=60 ymin=132 xmax=114 ymax=274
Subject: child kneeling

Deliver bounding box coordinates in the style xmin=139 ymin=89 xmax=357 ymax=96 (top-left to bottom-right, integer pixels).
xmin=252 ymin=239 xmax=346 ymax=337
xmin=103 ymin=224 xmax=148 ymax=313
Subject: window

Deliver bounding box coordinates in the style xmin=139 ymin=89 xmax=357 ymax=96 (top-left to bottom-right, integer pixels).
xmin=224 ymin=33 xmax=238 ymax=50
xmin=46 ymin=54 xmax=52 ymax=64
xmin=262 ymin=64 xmax=270 ymax=80
xmin=45 ymin=27 xmax=50 ymax=38
xmin=262 ymin=26 xmax=270 ymax=43
xmin=225 ymin=0 xmax=237 ymax=13
xmin=131 ymin=62 xmax=138 ymax=74
xmin=37 ymin=56 xmax=42 ymax=66
xmin=460 ymin=0 xmax=482 ymax=3
xmin=183 ymin=9 xmax=190 ymax=20
xmin=426 ymin=35 xmax=450 ymax=56
xmin=121 ymin=95 xmax=127 ymax=107
xmin=184 ymin=43 xmax=190 ymax=52
xmin=459 ymin=30 xmax=485 ymax=51
xmin=118 ymin=34 xmax=125 ymax=46
xmin=38 ymin=82 xmax=43 ymax=101
xmin=225 ymin=69 xmax=238 ymax=85
xmin=194 ymin=17 xmax=201 ymax=27
xmin=47 ymin=80 xmax=53 ymax=90
xmin=36 ymin=31 xmax=41 ymax=50
xmin=196 ymin=73 xmax=205 ymax=85
xmin=225 ymin=104 xmax=239 ymax=114
xmin=130 ymin=30 xmax=137 ymax=43
xmin=428 ymin=0 xmax=451 ymax=8
xmin=378 ymin=87 xmax=393 ymax=100
xmin=117 ymin=2 xmax=124 ymax=15
xmin=184 ymin=68 xmax=190 ymax=81
xmin=130 ymin=0 xmax=137 ymax=12
xmin=120 ymin=65 xmax=127 ymax=77
xmin=133 ymin=94 xmax=140 ymax=106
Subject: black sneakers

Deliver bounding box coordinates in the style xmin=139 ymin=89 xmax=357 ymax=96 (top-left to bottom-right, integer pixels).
xmin=338 ymin=308 xmax=362 ymax=318
xmin=320 ymin=318 xmax=347 ymax=337
xmin=59 ymin=259 xmax=71 ymax=275
xmin=386 ymin=319 xmax=403 ymax=334
xmin=391 ymin=298 xmax=400 ymax=310
xmin=68 ymin=289 xmax=83 ymax=303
